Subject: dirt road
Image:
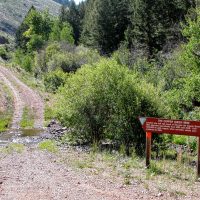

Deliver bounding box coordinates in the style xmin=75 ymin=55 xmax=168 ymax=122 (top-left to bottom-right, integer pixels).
xmin=0 ymin=66 xmax=44 ymax=129
xmin=0 ymin=147 xmax=199 ymax=200
xmin=0 ymin=148 xmax=164 ymax=200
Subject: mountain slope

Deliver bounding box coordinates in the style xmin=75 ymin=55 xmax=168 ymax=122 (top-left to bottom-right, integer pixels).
xmin=0 ymin=0 xmax=61 ymax=41
xmin=53 ymin=0 xmax=70 ymax=5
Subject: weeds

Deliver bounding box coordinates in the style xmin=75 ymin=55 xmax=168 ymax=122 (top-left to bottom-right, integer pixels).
xmin=0 ymin=143 xmax=25 ymax=154
xmin=20 ymin=107 xmax=34 ymax=128
xmin=0 ymin=117 xmax=11 ymax=132
xmin=0 ymin=81 xmax=13 ymax=131
xmin=38 ymin=140 xmax=58 ymax=153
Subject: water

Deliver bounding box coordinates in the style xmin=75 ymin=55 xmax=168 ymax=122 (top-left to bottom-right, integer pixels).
xmin=0 ymin=129 xmax=45 ymax=146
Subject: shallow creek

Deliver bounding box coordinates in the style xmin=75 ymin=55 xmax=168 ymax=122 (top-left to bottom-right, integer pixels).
xmin=0 ymin=129 xmax=45 ymax=146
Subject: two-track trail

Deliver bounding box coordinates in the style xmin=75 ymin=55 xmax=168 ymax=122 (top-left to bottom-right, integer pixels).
xmin=0 ymin=66 xmax=44 ymax=129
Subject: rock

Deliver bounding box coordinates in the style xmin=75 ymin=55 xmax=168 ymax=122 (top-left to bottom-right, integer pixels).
xmin=46 ymin=119 xmax=70 ymax=139
xmin=157 ymin=193 xmax=163 ymax=197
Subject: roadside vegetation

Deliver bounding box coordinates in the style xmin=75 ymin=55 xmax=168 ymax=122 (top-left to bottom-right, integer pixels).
xmin=20 ymin=107 xmax=34 ymax=128
xmin=0 ymin=143 xmax=25 ymax=154
xmin=0 ymin=1 xmax=200 ymax=191
xmin=38 ymin=140 xmax=58 ymax=153
xmin=57 ymin=145 xmax=197 ymax=198
xmin=0 ymin=81 xmax=13 ymax=131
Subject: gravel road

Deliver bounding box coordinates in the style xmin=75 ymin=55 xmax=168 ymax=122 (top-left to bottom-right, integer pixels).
xmin=0 ymin=66 xmax=44 ymax=129
xmin=0 ymin=148 xmax=162 ymax=200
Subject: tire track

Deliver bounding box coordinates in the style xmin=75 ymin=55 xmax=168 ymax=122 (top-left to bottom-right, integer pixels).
xmin=0 ymin=66 xmax=44 ymax=129
xmin=0 ymin=70 xmax=24 ymax=129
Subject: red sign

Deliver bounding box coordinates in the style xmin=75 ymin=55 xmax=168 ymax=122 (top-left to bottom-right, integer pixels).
xmin=139 ymin=117 xmax=200 ymax=137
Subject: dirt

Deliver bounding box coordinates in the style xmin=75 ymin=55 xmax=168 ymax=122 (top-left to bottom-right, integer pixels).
xmin=0 ymin=146 xmax=199 ymax=200
xmin=0 ymin=148 xmax=173 ymax=200
xmin=0 ymin=66 xmax=44 ymax=129
xmin=0 ymin=65 xmax=199 ymax=199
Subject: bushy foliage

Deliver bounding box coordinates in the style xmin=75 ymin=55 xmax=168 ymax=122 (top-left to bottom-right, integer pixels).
xmin=181 ymin=8 xmax=200 ymax=72
xmin=13 ymin=49 xmax=33 ymax=72
xmin=16 ymin=6 xmax=75 ymax=53
xmin=162 ymin=9 xmax=200 ymax=120
xmin=34 ymin=43 xmax=101 ymax=73
xmin=0 ymin=46 xmax=8 ymax=60
xmin=21 ymin=54 xmax=33 ymax=72
xmin=55 ymin=59 xmax=167 ymax=154
xmin=50 ymin=21 xmax=74 ymax=44
xmin=44 ymin=70 xmax=68 ymax=93
xmin=164 ymin=74 xmax=200 ymax=119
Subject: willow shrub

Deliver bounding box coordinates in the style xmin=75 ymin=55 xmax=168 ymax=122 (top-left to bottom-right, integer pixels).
xmin=44 ymin=70 xmax=68 ymax=93
xmin=55 ymin=59 xmax=167 ymax=154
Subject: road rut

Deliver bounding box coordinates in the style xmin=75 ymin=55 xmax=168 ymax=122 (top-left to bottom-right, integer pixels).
xmin=0 ymin=66 xmax=44 ymax=129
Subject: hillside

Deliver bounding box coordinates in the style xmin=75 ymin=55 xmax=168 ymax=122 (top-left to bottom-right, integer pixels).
xmin=0 ymin=0 xmax=61 ymax=42
xmin=53 ymin=0 xmax=70 ymax=5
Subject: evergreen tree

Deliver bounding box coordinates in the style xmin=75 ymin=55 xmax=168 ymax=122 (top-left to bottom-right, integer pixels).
xmin=81 ymin=0 xmax=130 ymax=54
xmin=50 ymin=20 xmax=62 ymax=41
xmin=59 ymin=5 xmax=67 ymax=23
xmin=15 ymin=6 xmax=35 ymax=49
xmin=126 ymin=0 xmax=195 ymax=57
xmin=60 ymin=23 xmax=75 ymax=44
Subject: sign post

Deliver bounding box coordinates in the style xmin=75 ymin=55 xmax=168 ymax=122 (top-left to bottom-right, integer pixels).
xmin=198 ymin=137 xmax=200 ymax=178
xmin=146 ymin=132 xmax=152 ymax=168
xmin=139 ymin=117 xmax=200 ymax=178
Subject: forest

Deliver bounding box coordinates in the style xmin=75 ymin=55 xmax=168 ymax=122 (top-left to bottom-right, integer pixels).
xmin=1 ymin=0 xmax=199 ymax=155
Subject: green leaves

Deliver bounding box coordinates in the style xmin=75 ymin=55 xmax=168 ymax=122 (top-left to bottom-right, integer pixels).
xmin=81 ymin=0 xmax=130 ymax=54
xmin=60 ymin=23 xmax=74 ymax=44
xmin=55 ymin=59 xmax=165 ymax=153
xmin=16 ymin=7 xmax=75 ymax=52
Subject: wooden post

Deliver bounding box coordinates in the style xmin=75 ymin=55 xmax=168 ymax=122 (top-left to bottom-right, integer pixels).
xmin=146 ymin=132 xmax=152 ymax=168
xmin=198 ymin=136 xmax=200 ymax=178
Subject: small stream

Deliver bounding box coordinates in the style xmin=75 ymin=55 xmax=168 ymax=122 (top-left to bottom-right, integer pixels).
xmin=0 ymin=129 xmax=46 ymax=146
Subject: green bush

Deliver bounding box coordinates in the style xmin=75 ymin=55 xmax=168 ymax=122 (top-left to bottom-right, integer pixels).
xmin=163 ymin=73 xmax=200 ymax=120
xmin=46 ymin=47 xmax=100 ymax=73
xmin=0 ymin=46 xmax=7 ymax=60
xmin=0 ymin=117 xmax=10 ymax=132
xmin=13 ymin=48 xmax=24 ymax=65
xmin=55 ymin=59 xmax=167 ymax=154
xmin=21 ymin=54 xmax=33 ymax=72
xmin=33 ymin=43 xmax=101 ymax=75
xmin=173 ymin=136 xmax=187 ymax=146
xmin=44 ymin=70 xmax=68 ymax=93
xmin=27 ymin=34 xmax=44 ymax=52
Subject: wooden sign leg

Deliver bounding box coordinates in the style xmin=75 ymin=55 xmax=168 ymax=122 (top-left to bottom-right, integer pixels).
xmin=198 ymin=136 xmax=200 ymax=178
xmin=146 ymin=132 xmax=152 ymax=168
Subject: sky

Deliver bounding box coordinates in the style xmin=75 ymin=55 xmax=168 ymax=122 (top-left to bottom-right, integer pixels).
xmin=74 ymin=0 xmax=83 ymax=4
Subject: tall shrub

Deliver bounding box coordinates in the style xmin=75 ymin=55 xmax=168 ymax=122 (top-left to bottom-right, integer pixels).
xmin=55 ymin=59 xmax=167 ymax=154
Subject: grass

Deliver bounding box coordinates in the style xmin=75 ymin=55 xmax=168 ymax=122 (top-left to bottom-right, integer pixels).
xmin=0 ymin=81 xmax=13 ymax=131
xmin=38 ymin=140 xmax=58 ymax=153
xmin=0 ymin=143 xmax=25 ymax=154
xmin=59 ymin=146 xmax=198 ymax=197
xmin=0 ymin=117 xmax=11 ymax=132
xmin=20 ymin=107 xmax=34 ymax=128
xmin=44 ymin=103 xmax=55 ymax=126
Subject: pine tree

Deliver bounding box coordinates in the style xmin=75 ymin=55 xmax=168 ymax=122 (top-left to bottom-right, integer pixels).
xmin=59 ymin=5 xmax=67 ymax=23
xmin=65 ymin=0 xmax=81 ymax=44
xmin=50 ymin=20 xmax=61 ymax=41
xmin=15 ymin=6 xmax=35 ymax=49
xmin=81 ymin=0 xmax=130 ymax=54
xmin=126 ymin=0 xmax=195 ymax=57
